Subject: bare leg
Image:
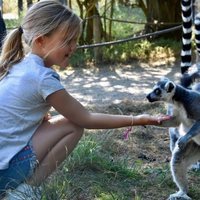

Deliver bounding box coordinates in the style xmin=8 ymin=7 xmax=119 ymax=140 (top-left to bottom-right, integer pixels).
xmin=29 ymin=115 xmax=84 ymax=185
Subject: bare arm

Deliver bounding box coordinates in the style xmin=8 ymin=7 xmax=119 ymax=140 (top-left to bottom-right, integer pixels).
xmin=46 ymin=90 xmax=170 ymax=129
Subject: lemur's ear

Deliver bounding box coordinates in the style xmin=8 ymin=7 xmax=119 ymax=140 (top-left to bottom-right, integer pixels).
xmin=165 ymin=81 xmax=175 ymax=93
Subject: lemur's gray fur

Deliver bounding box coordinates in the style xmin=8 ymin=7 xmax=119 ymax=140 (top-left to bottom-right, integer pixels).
xmin=146 ymin=72 xmax=200 ymax=200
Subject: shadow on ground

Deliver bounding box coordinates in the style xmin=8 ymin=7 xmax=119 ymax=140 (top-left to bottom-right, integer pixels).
xmin=59 ymin=63 xmax=181 ymax=107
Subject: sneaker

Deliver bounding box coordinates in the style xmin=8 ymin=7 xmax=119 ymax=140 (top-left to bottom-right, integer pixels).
xmin=6 ymin=183 xmax=42 ymax=200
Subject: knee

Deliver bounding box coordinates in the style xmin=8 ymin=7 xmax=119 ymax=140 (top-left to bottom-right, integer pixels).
xmin=73 ymin=123 xmax=84 ymax=138
xmin=51 ymin=115 xmax=84 ymax=138
xmin=62 ymin=117 xmax=84 ymax=137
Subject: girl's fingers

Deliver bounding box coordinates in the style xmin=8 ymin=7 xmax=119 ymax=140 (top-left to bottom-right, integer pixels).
xmin=157 ymin=115 xmax=172 ymax=124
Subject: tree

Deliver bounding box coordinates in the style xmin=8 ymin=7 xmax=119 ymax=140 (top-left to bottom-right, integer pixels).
xmin=93 ymin=2 xmax=102 ymax=63
xmin=117 ymin=0 xmax=182 ymax=40
xmin=76 ymin=0 xmax=103 ymax=45
xmin=27 ymin=0 xmax=33 ymax=8
xmin=18 ymin=0 xmax=35 ymax=15
xmin=18 ymin=0 xmax=23 ymax=15
xmin=139 ymin=0 xmax=182 ymax=40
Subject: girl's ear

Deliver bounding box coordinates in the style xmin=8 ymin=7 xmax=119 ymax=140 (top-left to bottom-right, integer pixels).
xmin=34 ymin=35 xmax=46 ymax=48
xmin=31 ymin=35 xmax=48 ymax=56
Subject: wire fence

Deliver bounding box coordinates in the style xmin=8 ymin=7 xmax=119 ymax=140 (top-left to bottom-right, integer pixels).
xmin=78 ymin=25 xmax=182 ymax=49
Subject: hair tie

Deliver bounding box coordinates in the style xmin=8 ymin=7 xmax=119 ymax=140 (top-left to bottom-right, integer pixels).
xmin=18 ymin=26 xmax=23 ymax=34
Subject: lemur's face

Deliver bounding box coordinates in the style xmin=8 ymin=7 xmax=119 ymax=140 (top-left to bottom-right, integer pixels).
xmin=146 ymin=77 xmax=176 ymax=103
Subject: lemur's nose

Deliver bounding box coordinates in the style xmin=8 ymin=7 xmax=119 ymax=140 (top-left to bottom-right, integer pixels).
xmin=146 ymin=93 xmax=154 ymax=102
xmin=146 ymin=94 xmax=151 ymax=101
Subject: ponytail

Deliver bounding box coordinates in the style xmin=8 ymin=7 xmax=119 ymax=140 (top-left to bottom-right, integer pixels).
xmin=0 ymin=27 xmax=24 ymax=80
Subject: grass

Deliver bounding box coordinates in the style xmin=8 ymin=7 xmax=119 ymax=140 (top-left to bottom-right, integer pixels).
xmin=41 ymin=134 xmax=144 ymax=200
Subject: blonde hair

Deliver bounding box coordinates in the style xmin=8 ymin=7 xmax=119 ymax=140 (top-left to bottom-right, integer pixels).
xmin=0 ymin=0 xmax=82 ymax=80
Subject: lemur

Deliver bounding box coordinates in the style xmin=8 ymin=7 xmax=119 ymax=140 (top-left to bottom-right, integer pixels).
xmin=177 ymin=0 xmax=200 ymax=173
xmin=146 ymin=1 xmax=200 ymax=200
xmin=146 ymin=76 xmax=200 ymax=200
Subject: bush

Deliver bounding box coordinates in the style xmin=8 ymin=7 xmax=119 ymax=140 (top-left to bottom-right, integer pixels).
xmin=70 ymin=38 xmax=182 ymax=67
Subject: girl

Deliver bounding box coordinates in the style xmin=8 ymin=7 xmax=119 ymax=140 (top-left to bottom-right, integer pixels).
xmin=0 ymin=1 xmax=170 ymax=199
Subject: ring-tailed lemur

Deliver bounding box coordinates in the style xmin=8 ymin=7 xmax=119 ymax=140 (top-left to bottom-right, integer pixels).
xmin=179 ymin=0 xmax=200 ymax=174
xmin=146 ymin=76 xmax=200 ymax=200
xmin=145 ymin=1 xmax=200 ymax=200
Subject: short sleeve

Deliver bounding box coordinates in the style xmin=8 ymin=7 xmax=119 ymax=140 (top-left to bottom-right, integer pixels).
xmin=38 ymin=70 xmax=64 ymax=100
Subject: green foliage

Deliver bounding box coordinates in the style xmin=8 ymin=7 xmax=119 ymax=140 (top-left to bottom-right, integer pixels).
xmin=111 ymin=4 xmax=145 ymax=39
xmin=4 ymin=19 xmax=21 ymax=29
xmin=71 ymin=39 xmax=181 ymax=67
xmin=70 ymin=48 xmax=94 ymax=68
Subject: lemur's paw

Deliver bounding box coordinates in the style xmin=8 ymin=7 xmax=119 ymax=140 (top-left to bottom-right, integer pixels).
xmin=168 ymin=191 xmax=191 ymax=200
xmin=177 ymin=136 xmax=188 ymax=150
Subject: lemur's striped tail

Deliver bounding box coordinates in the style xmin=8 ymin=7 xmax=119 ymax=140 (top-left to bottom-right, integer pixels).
xmin=181 ymin=0 xmax=193 ymax=74
xmin=195 ymin=13 xmax=200 ymax=61
xmin=181 ymin=0 xmax=200 ymax=74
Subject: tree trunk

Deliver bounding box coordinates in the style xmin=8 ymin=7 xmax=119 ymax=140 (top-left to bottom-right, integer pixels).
xmin=103 ymin=0 xmax=108 ymax=41
xmin=69 ymin=0 xmax=72 ymax=8
xmin=18 ymin=0 xmax=23 ymax=16
xmin=85 ymin=5 xmax=94 ymax=44
xmin=27 ymin=0 xmax=32 ymax=8
xmin=145 ymin=0 xmax=182 ymax=40
xmin=93 ymin=3 xmax=102 ymax=64
xmin=108 ymin=0 xmax=114 ymax=40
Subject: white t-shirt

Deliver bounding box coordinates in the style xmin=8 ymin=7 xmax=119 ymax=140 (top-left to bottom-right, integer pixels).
xmin=0 ymin=53 xmax=64 ymax=169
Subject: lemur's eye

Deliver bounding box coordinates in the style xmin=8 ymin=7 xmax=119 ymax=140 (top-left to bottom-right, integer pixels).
xmin=155 ymin=88 xmax=161 ymax=95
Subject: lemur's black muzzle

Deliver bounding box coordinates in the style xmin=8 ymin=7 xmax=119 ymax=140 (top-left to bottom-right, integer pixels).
xmin=146 ymin=93 xmax=153 ymax=102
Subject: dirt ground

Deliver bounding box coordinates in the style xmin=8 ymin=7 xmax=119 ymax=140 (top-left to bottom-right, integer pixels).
xmin=59 ymin=62 xmax=181 ymax=107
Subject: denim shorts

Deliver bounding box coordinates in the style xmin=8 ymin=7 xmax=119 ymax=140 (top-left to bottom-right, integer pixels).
xmin=0 ymin=140 xmax=38 ymax=198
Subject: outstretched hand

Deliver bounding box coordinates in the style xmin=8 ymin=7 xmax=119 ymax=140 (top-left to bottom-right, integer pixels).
xmin=137 ymin=114 xmax=172 ymax=126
